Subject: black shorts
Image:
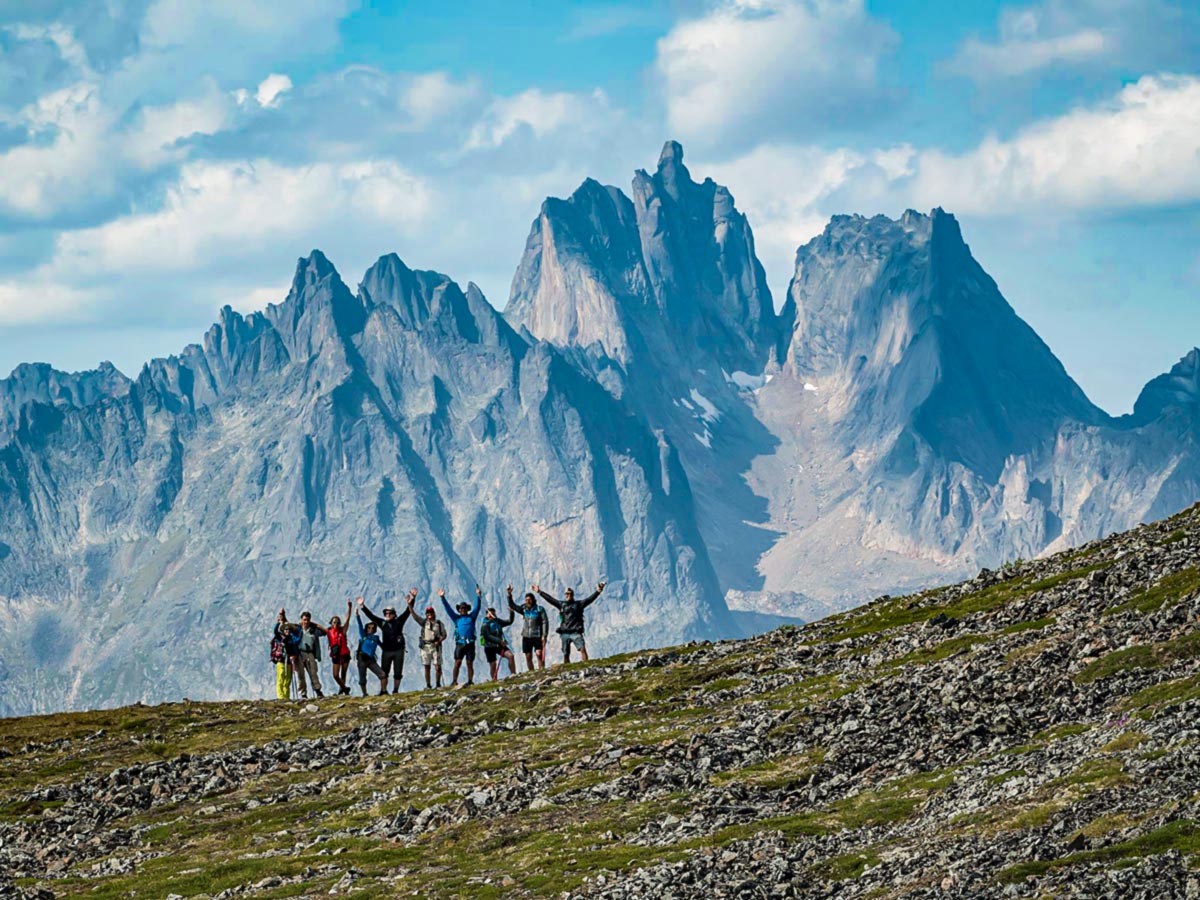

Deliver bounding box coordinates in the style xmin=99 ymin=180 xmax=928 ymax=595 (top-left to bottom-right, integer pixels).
xmin=522 ymin=637 xmax=544 ymax=654
xmin=380 ymin=647 xmax=404 ymax=679
xmin=331 ymin=647 xmax=351 ymax=665
xmin=454 ymin=643 xmax=475 ymax=662
xmin=484 ymin=644 xmax=509 ymax=663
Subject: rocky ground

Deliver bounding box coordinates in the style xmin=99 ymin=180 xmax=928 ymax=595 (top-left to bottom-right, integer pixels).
xmin=4 ymin=505 xmax=1200 ymax=899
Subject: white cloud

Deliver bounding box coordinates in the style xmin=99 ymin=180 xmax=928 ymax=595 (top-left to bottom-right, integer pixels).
xmin=402 ymin=71 xmax=480 ymax=129
xmin=951 ymin=28 xmax=1106 ymax=79
xmin=0 ymin=279 xmax=91 ymax=325
xmin=55 ymin=158 xmax=432 ymax=274
xmin=946 ymin=0 xmax=1200 ymax=82
xmin=0 ymin=83 xmax=116 ymax=219
xmin=909 ymin=74 xmax=1200 ymax=213
xmin=655 ymin=0 xmax=896 ymax=151
xmin=464 ymin=88 xmax=613 ymax=151
xmin=125 ymin=86 xmax=234 ymax=166
xmin=254 ymin=73 xmax=292 ymax=108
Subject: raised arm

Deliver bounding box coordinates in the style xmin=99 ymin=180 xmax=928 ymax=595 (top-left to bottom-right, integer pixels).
xmin=439 ymin=589 xmax=456 ymax=620
xmin=360 ymin=600 xmax=383 ymax=627
xmin=537 ymin=586 xmax=561 ymax=609
xmin=498 ymin=610 xmax=514 ymax=627
xmin=356 ymin=611 xmax=365 ymax=639
xmin=344 ymin=599 xmax=352 ymax=625
xmin=581 ymin=582 xmax=606 ymax=608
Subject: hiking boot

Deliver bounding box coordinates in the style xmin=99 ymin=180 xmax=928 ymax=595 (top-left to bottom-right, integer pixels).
xmin=315 ymin=690 xmax=324 ymax=698
xmin=378 ymin=687 xmax=388 ymax=696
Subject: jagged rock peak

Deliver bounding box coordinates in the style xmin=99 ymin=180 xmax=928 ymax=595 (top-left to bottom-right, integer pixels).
xmin=659 ymin=139 xmax=684 ymax=167
xmin=1128 ymin=347 xmax=1200 ymax=425
xmin=287 ymin=249 xmax=339 ymax=298
xmin=507 ymin=140 xmax=776 ymax=372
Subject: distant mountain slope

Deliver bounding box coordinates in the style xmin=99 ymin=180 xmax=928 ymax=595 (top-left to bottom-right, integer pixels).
xmin=3 ymin=504 xmax=1200 ymax=899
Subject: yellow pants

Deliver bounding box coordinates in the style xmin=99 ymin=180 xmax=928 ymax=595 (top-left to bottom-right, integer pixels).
xmin=275 ymin=661 xmax=291 ymax=699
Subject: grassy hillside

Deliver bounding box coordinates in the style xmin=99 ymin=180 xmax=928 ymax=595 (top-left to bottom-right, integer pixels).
xmin=4 ymin=506 xmax=1200 ymax=899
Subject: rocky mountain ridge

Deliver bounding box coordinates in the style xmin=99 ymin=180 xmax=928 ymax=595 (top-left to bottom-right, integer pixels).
xmin=0 ymin=244 xmax=732 ymax=715
xmin=3 ymin=504 xmax=1200 ymax=899
xmin=1 ymin=141 xmax=1199 ymax=715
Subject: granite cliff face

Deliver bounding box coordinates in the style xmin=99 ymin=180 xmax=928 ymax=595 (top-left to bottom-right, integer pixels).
xmin=0 ymin=250 xmax=729 ymax=715
xmin=509 ymin=144 xmax=1200 ymax=616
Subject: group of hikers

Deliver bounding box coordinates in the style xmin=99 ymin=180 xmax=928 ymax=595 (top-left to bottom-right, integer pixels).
xmin=270 ymin=582 xmax=606 ymax=699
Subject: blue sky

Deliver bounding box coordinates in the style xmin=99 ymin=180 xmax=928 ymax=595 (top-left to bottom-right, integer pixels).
xmin=0 ymin=1 xmax=1198 ymax=413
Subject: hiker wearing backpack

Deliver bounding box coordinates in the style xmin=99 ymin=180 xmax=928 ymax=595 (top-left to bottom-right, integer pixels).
xmin=480 ymin=604 xmax=517 ymax=682
xmin=358 ymin=594 xmax=414 ymax=695
xmin=407 ymin=593 xmax=447 ymax=689
xmin=441 ymin=586 xmax=482 ymax=688
xmin=536 ymin=581 xmax=606 ymax=663
xmin=271 ymin=609 xmax=300 ymax=700
xmin=507 ymin=585 xmax=549 ymax=671
xmin=295 ymin=611 xmax=328 ymax=699
xmin=326 ymin=600 xmax=353 ymax=696
xmin=354 ymin=610 xmax=387 ymax=696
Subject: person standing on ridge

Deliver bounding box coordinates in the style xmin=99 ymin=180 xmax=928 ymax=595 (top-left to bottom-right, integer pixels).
xmin=354 ymin=608 xmax=387 ymax=696
xmin=408 ymin=593 xmax=447 ymax=689
xmin=536 ymin=581 xmax=606 ymax=664
xmin=480 ymin=603 xmax=517 ymax=681
xmin=441 ymin=585 xmax=482 ymax=688
xmin=271 ymin=609 xmax=300 ymax=700
xmin=358 ymin=593 xmax=413 ymax=695
xmin=295 ymin=611 xmax=327 ymax=699
xmin=507 ymin=585 xmax=549 ymax=671
xmin=326 ymin=600 xmax=353 ymax=696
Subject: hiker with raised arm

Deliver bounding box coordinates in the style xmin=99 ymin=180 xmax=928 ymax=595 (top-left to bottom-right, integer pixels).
xmin=294 ymin=611 xmax=328 ymax=699
xmin=441 ymin=585 xmax=482 ymax=688
xmin=481 ymin=602 xmax=517 ymax=682
xmin=537 ymin=581 xmax=606 ymax=664
xmin=507 ymin=585 xmax=549 ymax=671
xmin=326 ymin=599 xmax=353 ymax=696
xmin=354 ymin=600 xmax=387 ymax=696
xmin=359 ymin=593 xmax=413 ymax=695
xmin=408 ymin=591 xmax=447 ymax=689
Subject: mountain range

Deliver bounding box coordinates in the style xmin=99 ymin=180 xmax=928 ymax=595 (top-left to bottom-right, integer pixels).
xmin=0 ymin=140 xmax=1196 ymax=715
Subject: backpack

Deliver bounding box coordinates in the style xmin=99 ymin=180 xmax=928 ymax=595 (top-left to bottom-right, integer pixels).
xmin=270 ymin=636 xmax=286 ymax=663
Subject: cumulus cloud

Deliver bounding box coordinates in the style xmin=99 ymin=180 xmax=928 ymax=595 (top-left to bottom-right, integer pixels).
xmin=951 ymin=27 xmax=1107 ymax=79
xmin=909 ymin=74 xmax=1200 ymax=212
xmin=55 ymin=158 xmax=432 ymax=274
xmin=464 ymin=88 xmax=614 ymax=151
xmin=946 ymin=0 xmax=1200 ymax=82
xmin=254 ymin=73 xmax=292 ymax=108
xmin=655 ymin=0 xmax=896 ymax=152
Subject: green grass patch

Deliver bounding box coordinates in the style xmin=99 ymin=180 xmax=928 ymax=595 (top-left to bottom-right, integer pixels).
xmin=1105 ymin=566 xmax=1200 ymax=617
xmin=998 ymin=819 xmax=1200 ymax=884
xmin=818 ymin=564 xmax=1105 ymax=643
xmin=1075 ymin=631 xmax=1200 ymax=684
xmin=1101 ymin=731 xmax=1148 ymax=753
xmin=814 ymin=850 xmax=882 ymax=880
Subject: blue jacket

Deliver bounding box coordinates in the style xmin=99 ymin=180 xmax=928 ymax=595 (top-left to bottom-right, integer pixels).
xmin=441 ymin=593 xmax=481 ymax=644
xmin=356 ymin=615 xmax=382 ymax=660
